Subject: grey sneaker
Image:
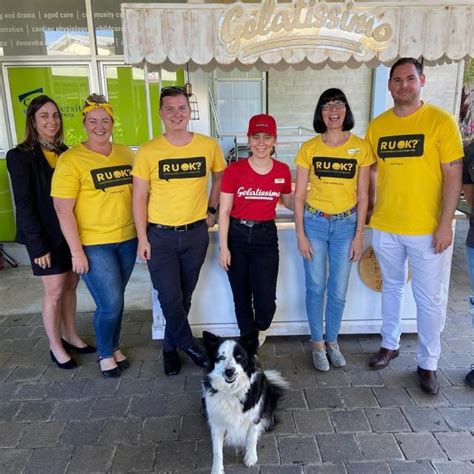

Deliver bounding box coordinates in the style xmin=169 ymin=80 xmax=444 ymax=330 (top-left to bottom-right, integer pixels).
xmin=326 ymin=344 xmax=346 ymax=368
xmin=312 ymin=349 xmax=330 ymax=371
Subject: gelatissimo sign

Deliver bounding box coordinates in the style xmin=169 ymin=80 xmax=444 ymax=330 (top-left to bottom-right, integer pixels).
xmin=219 ymin=0 xmax=393 ymax=58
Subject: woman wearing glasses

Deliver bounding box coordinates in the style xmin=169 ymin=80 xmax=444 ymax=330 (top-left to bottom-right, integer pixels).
xmin=6 ymin=95 xmax=92 ymax=370
xmin=294 ymin=88 xmax=375 ymax=371
xmin=52 ymin=94 xmax=137 ymax=378
xmin=219 ymin=114 xmax=293 ymax=346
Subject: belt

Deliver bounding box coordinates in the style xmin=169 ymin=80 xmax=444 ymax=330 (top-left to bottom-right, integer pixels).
xmin=304 ymin=203 xmax=356 ymax=219
xmin=150 ymin=219 xmax=205 ymax=231
xmin=231 ymin=217 xmax=274 ymax=227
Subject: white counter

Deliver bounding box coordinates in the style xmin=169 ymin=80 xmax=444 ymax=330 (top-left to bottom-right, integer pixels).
xmin=151 ymin=222 xmax=455 ymax=339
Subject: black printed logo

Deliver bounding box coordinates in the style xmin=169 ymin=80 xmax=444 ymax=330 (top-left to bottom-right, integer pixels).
xmin=90 ymin=165 xmax=132 ymax=191
xmin=312 ymin=157 xmax=357 ymax=179
xmin=158 ymin=157 xmax=206 ymax=181
xmin=377 ymin=135 xmax=424 ymax=160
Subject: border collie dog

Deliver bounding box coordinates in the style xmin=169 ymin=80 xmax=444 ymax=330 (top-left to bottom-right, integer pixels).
xmin=202 ymin=331 xmax=288 ymax=474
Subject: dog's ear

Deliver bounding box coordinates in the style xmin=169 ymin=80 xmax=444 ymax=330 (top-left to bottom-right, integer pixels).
xmin=239 ymin=329 xmax=259 ymax=356
xmin=202 ymin=331 xmax=221 ymax=350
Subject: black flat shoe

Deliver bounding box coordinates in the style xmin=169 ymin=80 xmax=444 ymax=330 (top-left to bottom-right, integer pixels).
xmin=97 ymin=359 xmax=121 ymax=378
xmin=116 ymin=359 xmax=131 ymax=371
xmin=163 ymin=349 xmax=181 ymax=376
xmin=50 ymin=350 xmax=77 ymax=370
xmin=184 ymin=341 xmax=209 ymax=369
xmin=101 ymin=367 xmax=121 ymax=378
xmin=62 ymin=338 xmax=96 ymax=354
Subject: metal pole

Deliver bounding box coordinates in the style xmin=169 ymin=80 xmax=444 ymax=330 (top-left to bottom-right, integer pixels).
xmin=144 ymin=62 xmax=153 ymax=140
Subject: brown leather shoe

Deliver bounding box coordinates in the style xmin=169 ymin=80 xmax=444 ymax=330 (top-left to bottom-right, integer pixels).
xmin=417 ymin=367 xmax=440 ymax=395
xmin=369 ymin=347 xmax=399 ymax=370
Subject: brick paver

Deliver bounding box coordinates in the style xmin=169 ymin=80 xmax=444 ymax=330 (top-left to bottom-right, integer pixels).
xmin=0 ymin=220 xmax=473 ymax=472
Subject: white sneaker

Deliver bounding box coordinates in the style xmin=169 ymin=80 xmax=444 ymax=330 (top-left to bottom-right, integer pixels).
xmin=326 ymin=344 xmax=346 ymax=367
xmin=312 ymin=349 xmax=330 ymax=371
xmin=258 ymin=330 xmax=267 ymax=347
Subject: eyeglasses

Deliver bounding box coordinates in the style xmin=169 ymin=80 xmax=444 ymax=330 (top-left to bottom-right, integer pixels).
xmin=322 ymin=101 xmax=346 ymax=111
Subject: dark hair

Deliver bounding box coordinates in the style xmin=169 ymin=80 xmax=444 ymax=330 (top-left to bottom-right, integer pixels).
xmin=159 ymin=86 xmax=190 ymax=109
xmin=389 ymin=57 xmax=423 ymax=79
xmin=19 ymin=95 xmax=64 ymax=151
xmin=313 ymin=88 xmax=354 ymax=134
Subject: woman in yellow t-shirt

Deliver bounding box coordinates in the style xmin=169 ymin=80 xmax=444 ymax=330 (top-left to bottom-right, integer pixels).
xmin=294 ymin=88 xmax=374 ymax=372
xmin=52 ymin=94 xmax=137 ymax=378
xmin=7 ymin=95 xmax=94 ymax=370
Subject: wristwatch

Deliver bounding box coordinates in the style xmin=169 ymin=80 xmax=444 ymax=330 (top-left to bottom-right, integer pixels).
xmin=207 ymin=206 xmax=217 ymax=215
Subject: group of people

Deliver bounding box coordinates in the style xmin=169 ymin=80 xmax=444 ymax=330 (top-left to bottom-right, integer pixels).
xmin=7 ymin=57 xmax=471 ymax=393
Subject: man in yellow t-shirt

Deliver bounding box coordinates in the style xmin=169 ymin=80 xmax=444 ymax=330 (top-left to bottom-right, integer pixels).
xmin=366 ymin=58 xmax=463 ymax=395
xmin=133 ymin=86 xmax=226 ymax=376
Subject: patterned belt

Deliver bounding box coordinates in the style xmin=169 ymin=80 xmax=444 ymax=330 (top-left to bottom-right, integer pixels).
xmin=230 ymin=217 xmax=274 ymax=227
xmin=150 ymin=219 xmax=206 ymax=231
xmin=304 ymin=203 xmax=356 ymax=219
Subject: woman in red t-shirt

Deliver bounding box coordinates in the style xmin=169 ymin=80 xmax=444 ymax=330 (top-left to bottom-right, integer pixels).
xmin=219 ymin=114 xmax=293 ymax=346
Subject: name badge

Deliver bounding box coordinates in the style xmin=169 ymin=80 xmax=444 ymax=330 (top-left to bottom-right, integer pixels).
xmin=274 ymin=178 xmax=285 ymax=184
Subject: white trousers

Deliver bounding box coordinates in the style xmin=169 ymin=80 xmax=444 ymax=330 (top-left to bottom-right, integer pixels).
xmin=372 ymin=229 xmax=448 ymax=370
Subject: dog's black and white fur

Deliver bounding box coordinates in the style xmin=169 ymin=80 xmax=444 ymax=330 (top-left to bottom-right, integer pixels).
xmin=202 ymin=331 xmax=288 ymax=474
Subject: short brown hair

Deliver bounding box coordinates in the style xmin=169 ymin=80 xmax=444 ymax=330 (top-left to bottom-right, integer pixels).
xmin=389 ymin=57 xmax=423 ymax=79
xmin=159 ymin=86 xmax=190 ymax=109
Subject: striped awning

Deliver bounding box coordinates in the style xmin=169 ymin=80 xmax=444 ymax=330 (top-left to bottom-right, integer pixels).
xmin=122 ymin=1 xmax=474 ymax=71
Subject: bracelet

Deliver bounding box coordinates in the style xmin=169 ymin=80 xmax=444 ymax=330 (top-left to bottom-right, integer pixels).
xmin=207 ymin=206 xmax=217 ymax=215
xmin=355 ymin=229 xmax=365 ymax=235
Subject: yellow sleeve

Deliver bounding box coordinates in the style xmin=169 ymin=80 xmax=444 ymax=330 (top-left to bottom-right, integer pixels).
xmin=51 ymin=155 xmax=81 ymax=199
xmin=364 ymin=122 xmax=378 ymax=159
xmin=210 ymin=139 xmax=227 ymax=172
xmin=294 ymin=141 xmax=311 ymax=169
xmin=132 ymin=146 xmax=151 ymax=181
xmin=438 ymin=114 xmax=464 ymax=164
xmin=359 ymin=139 xmax=377 ymax=167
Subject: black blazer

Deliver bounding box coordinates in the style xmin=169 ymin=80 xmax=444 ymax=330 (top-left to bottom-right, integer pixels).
xmin=6 ymin=143 xmax=68 ymax=259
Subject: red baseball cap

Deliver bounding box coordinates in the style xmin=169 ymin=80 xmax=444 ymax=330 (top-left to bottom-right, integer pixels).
xmin=247 ymin=114 xmax=277 ymax=137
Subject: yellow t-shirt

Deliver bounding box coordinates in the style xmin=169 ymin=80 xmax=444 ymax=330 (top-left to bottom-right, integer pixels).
xmin=294 ymin=134 xmax=375 ymax=214
xmin=51 ymin=143 xmax=136 ymax=245
xmin=42 ymin=148 xmax=58 ymax=168
xmin=132 ymin=133 xmax=226 ymax=226
xmin=366 ymin=103 xmax=464 ymax=235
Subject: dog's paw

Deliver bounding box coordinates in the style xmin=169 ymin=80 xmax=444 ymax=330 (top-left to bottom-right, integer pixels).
xmin=211 ymin=464 xmax=224 ymax=474
xmin=243 ymin=452 xmax=258 ymax=467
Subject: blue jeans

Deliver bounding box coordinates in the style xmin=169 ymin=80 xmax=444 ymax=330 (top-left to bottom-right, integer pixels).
xmin=303 ymin=210 xmax=356 ymax=342
xmin=466 ymin=245 xmax=474 ymax=295
xmin=82 ymin=238 xmax=138 ymax=359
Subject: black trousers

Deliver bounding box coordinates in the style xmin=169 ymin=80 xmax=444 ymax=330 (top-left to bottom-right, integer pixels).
xmin=147 ymin=222 xmax=209 ymax=352
xmin=227 ymin=219 xmax=279 ymax=336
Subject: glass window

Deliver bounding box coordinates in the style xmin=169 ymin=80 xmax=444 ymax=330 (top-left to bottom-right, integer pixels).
xmin=7 ymin=66 xmax=90 ymax=145
xmin=92 ymin=0 xmax=186 ymax=56
xmin=104 ymin=66 xmax=184 ymax=146
xmin=214 ymin=70 xmax=264 ymax=159
xmin=0 ymin=0 xmax=89 ymax=56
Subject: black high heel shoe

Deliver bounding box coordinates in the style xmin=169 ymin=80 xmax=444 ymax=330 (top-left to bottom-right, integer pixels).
xmin=50 ymin=350 xmax=77 ymax=370
xmin=62 ymin=338 xmax=96 ymax=354
xmin=97 ymin=358 xmax=121 ymax=378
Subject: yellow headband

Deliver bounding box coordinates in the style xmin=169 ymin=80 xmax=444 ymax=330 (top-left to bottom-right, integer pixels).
xmin=82 ymin=100 xmax=114 ymax=119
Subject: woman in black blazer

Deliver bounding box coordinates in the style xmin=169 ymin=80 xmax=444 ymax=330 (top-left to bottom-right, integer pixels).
xmin=7 ymin=95 xmax=95 ymax=369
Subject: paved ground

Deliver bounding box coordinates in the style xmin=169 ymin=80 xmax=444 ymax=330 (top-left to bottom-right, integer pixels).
xmin=0 ymin=221 xmax=473 ymax=473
